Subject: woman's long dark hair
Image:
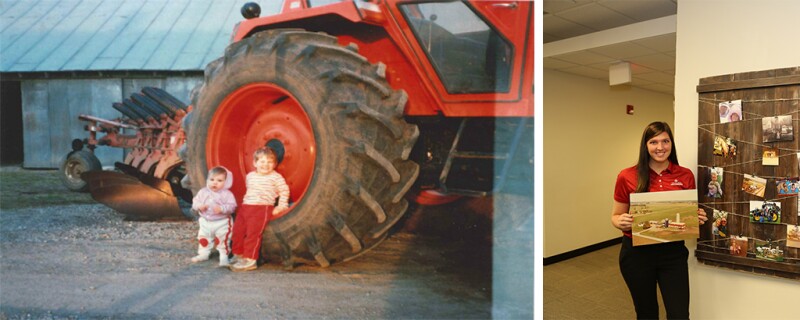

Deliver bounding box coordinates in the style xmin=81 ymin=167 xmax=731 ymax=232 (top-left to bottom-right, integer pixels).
xmin=635 ymin=121 xmax=679 ymax=192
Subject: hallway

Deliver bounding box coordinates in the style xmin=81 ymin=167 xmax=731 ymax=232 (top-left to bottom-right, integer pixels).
xmin=544 ymin=244 xmax=666 ymax=319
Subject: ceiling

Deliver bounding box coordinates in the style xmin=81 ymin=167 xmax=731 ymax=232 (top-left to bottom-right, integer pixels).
xmin=543 ymin=0 xmax=678 ymax=95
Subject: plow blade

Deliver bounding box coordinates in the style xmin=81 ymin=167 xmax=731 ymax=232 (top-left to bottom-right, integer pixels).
xmin=114 ymin=162 xmax=146 ymax=180
xmin=81 ymin=170 xmax=187 ymax=221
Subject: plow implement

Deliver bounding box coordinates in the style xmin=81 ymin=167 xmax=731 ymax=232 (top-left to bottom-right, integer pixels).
xmin=60 ymin=87 xmax=192 ymax=221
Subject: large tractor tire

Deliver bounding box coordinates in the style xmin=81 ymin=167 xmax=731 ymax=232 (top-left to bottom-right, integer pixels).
xmin=185 ymin=29 xmax=419 ymax=267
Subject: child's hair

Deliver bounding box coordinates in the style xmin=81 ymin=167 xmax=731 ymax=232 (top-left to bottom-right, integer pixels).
xmin=209 ymin=166 xmax=227 ymax=178
xmin=253 ymin=147 xmax=278 ymax=162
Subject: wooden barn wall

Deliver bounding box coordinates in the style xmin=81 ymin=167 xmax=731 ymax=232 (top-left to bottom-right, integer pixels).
xmin=21 ymin=76 xmax=202 ymax=168
xmin=695 ymin=67 xmax=800 ymax=279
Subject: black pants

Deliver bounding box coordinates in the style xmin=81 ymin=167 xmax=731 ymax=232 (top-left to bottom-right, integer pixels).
xmin=619 ymin=236 xmax=690 ymax=320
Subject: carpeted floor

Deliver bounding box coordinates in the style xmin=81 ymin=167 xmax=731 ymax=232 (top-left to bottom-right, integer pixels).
xmin=544 ymin=244 xmax=666 ymax=319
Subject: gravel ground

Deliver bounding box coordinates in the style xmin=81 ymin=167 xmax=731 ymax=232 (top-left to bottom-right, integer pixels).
xmin=0 ymin=168 xmax=502 ymax=319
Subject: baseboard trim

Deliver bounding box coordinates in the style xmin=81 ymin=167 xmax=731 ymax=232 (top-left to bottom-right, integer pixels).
xmin=544 ymin=237 xmax=622 ymax=266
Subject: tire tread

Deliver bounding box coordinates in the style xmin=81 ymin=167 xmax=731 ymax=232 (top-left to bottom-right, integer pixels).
xmin=187 ymin=29 xmax=419 ymax=267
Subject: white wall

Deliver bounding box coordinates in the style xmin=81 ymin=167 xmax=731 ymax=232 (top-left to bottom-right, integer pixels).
xmin=544 ymin=69 xmax=674 ymax=257
xmin=674 ymin=0 xmax=800 ymax=318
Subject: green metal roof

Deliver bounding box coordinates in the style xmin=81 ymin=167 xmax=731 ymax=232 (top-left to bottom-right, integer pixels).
xmin=0 ymin=0 xmax=282 ymax=73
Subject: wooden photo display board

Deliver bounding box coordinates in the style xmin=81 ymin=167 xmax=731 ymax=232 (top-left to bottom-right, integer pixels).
xmin=697 ymin=66 xmax=800 ymax=279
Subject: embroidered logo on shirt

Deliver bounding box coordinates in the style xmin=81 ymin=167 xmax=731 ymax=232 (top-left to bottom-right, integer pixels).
xmin=671 ymin=179 xmax=683 ymax=186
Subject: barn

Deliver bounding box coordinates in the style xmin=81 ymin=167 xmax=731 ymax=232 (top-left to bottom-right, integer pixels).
xmin=0 ymin=0 xmax=281 ymax=168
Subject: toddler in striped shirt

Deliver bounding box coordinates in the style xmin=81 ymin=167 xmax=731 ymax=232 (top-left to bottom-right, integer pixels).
xmin=229 ymin=147 xmax=290 ymax=271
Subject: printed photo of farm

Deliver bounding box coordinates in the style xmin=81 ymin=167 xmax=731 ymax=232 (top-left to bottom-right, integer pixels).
xmin=755 ymin=240 xmax=785 ymax=262
xmin=630 ymin=190 xmax=699 ymax=246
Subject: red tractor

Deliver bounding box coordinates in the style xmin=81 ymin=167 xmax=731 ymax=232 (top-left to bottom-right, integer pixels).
xmin=63 ymin=0 xmax=533 ymax=268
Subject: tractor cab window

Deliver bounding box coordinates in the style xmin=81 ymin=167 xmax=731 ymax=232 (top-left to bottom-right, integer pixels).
xmin=400 ymin=2 xmax=512 ymax=94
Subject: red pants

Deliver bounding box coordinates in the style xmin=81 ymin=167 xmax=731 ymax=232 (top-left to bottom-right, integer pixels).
xmin=231 ymin=204 xmax=272 ymax=260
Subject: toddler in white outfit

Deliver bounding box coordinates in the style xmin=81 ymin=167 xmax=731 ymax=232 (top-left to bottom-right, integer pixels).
xmin=190 ymin=166 xmax=237 ymax=266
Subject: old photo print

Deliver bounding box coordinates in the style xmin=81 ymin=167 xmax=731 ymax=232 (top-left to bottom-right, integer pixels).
xmin=749 ymin=200 xmax=781 ymax=224
xmin=707 ymin=167 xmax=724 ymax=198
xmin=776 ymin=178 xmax=800 ymax=196
xmin=719 ymin=99 xmax=743 ymax=123
xmin=788 ymin=224 xmax=800 ymax=249
xmin=730 ymin=236 xmax=748 ymax=257
xmin=762 ymin=147 xmax=779 ymax=166
xmin=762 ymin=114 xmax=794 ymax=143
xmin=742 ymin=174 xmax=767 ymax=198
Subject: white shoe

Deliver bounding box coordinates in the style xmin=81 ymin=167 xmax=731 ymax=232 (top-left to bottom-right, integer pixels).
xmin=191 ymin=254 xmax=209 ymax=263
xmin=231 ymin=258 xmax=246 ymax=268
xmin=230 ymin=258 xmax=257 ymax=272
xmin=219 ymin=256 xmax=230 ymax=267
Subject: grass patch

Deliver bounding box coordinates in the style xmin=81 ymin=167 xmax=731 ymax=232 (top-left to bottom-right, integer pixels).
xmin=0 ymin=169 xmax=95 ymax=210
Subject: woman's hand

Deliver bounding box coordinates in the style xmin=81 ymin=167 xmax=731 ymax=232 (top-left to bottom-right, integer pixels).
xmin=697 ymin=208 xmax=708 ymax=225
xmin=611 ymin=200 xmax=632 ymax=232
xmin=612 ymin=213 xmax=634 ymax=232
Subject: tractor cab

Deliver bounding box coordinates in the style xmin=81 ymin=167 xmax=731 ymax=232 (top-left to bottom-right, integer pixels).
xmin=399 ymin=2 xmax=514 ymax=94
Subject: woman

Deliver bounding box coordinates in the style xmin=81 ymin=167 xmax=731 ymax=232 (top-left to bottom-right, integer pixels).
xmin=611 ymin=121 xmax=707 ymax=319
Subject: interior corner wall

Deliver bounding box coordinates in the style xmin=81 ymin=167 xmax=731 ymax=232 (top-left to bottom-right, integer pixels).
xmin=674 ymin=0 xmax=800 ymax=318
xmin=543 ymin=69 xmax=674 ymax=257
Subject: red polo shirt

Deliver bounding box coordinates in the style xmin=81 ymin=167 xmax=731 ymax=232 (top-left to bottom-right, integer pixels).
xmin=614 ymin=161 xmax=696 ymax=237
